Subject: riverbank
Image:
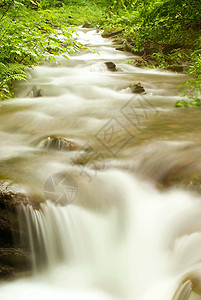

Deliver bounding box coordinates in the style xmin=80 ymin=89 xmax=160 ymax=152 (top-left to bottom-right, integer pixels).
xmin=0 ymin=0 xmax=200 ymax=105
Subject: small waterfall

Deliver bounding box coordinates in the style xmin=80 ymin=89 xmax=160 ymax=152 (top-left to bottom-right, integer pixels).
xmin=12 ymin=169 xmax=201 ymax=300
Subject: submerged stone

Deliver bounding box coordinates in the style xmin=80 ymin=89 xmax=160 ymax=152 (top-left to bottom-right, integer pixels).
xmin=130 ymin=82 xmax=146 ymax=94
xmin=105 ymin=62 xmax=117 ymax=72
xmin=26 ymin=86 xmax=43 ymax=98
xmin=42 ymin=137 xmax=81 ymax=152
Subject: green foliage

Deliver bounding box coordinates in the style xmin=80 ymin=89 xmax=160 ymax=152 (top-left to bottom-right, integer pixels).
xmin=54 ymin=2 xmax=105 ymax=27
xmin=0 ymin=63 xmax=28 ymax=100
xmin=175 ymin=53 xmax=201 ymax=108
xmin=139 ymin=0 xmax=201 ymax=45
xmin=92 ymin=0 xmax=201 ymax=108
xmin=189 ymin=52 xmax=201 ymax=78
xmin=0 ymin=0 xmax=201 ymax=105
xmin=176 ymin=80 xmax=201 ymax=108
xmin=175 ymin=97 xmax=201 ymax=108
xmin=0 ymin=1 xmax=85 ymax=100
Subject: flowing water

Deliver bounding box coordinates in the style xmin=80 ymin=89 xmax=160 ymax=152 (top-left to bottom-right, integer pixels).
xmin=0 ymin=28 xmax=201 ymax=300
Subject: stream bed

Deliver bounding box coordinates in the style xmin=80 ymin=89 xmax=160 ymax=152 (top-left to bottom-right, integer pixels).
xmin=0 ymin=28 xmax=201 ymax=300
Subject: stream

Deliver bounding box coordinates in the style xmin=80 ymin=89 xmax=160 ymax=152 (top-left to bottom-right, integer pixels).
xmin=0 ymin=28 xmax=201 ymax=300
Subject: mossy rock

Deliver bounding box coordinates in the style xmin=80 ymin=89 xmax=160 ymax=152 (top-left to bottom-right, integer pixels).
xmin=112 ymin=38 xmax=124 ymax=45
xmin=82 ymin=21 xmax=94 ymax=28
xmin=0 ymin=181 xmax=31 ymax=279
xmin=0 ymin=248 xmax=30 ymax=268
xmin=129 ymin=82 xmax=146 ymax=94
xmin=167 ymin=65 xmax=184 ymax=73
xmin=101 ymin=27 xmax=124 ymax=38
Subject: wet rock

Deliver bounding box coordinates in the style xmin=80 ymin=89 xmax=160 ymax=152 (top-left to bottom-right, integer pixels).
xmin=42 ymin=137 xmax=81 ymax=152
xmin=0 ymin=248 xmax=30 ymax=279
xmin=105 ymin=62 xmax=117 ymax=72
xmin=115 ymin=46 xmax=124 ymax=51
xmin=115 ymin=39 xmax=160 ymax=59
xmin=101 ymin=27 xmax=123 ymax=38
xmin=124 ymin=43 xmax=134 ymax=53
xmin=82 ymin=21 xmax=93 ymax=28
xmin=162 ymin=44 xmax=182 ymax=55
xmin=116 ymin=43 xmax=144 ymax=56
xmin=27 ymin=86 xmax=43 ymax=98
xmin=112 ymin=39 xmax=124 ymax=45
xmin=0 ymin=248 xmax=28 ymax=265
xmin=130 ymin=82 xmax=146 ymax=94
xmin=0 ymin=181 xmax=31 ymax=279
xmin=147 ymin=59 xmax=157 ymax=66
xmin=124 ymin=43 xmax=135 ymax=53
xmin=0 ymin=181 xmax=29 ymax=206
xmin=168 ymin=65 xmax=184 ymax=73
xmin=133 ymin=50 xmax=144 ymax=56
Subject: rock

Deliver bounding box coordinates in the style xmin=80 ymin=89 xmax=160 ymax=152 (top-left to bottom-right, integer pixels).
xmin=147 ymin=59 xmax=157 ymax=66
xmin=27 ymin=86 xmax=43 ymax=98
xmin=144 ymin=47 xmax=160 ymax=56
xmin=162 ymin=44 xmax=182 ymax=55
xmin=124 ymin=43 xmax=134 ymax=53
xmin=0 ymin=181 xmax=29 ymax=206
xmin=82 ymin=21 xmax=93 ymax=28
xmin=168 ymin=65 xmax=184 ymax=73
xmin=126 ymin=37 xmax=133 ymax=43
xmin=0 ymin=248 xmax=28 ymax=265
xmin=115 ymin=46 xmax=124 ymax=51
xmin=130 ymin=82 xmax=146 ymax=94
xmin=132 ymin=50 xmax=144 ymax=56
xmin=101 ymin=27 xmax=123 ymax=38
xmin=105 ymin=62 xmax=117 ymax=72
xmin=0 ymin=181 xmax=31 ymax=279
xmin=0 ymin=264 xmax=13 ymax=278
xmin=42 ymin=137 xmax=81 ymax=151
xmin=116 ymin=43 xmax=144 ymax=56
xmin=112 ymin=39 xmax=124 ymax=45
xmin=0 ymin=248 xmax=30 ymax=279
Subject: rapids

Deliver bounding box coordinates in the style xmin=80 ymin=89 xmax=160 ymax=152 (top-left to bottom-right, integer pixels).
xmin=0 ymin=28 xmax=201 ymax=300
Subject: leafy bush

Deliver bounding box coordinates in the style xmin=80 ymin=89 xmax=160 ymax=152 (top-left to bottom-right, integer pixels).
xmin=0 ymin=63 xmax=27 ymax=100
xmin=0 ymin=1 xmax=84 ymax=100
xmin=0 ymin=0 xmax=201 ymax=104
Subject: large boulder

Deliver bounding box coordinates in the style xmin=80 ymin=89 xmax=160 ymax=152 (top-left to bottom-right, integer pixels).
xmin=0 ymin=181 xmax=31 ymax=279
xmin=0 ymin=248 xmax=30 ymax=279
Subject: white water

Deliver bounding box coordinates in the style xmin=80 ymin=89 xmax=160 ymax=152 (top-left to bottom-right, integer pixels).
xmin=0 ymin=28 xmax=201 ymax=300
